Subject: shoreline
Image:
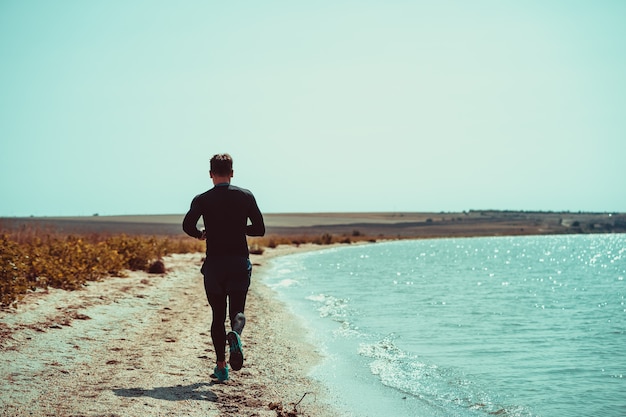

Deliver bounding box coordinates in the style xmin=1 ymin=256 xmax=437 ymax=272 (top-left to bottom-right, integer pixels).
xmin=248 ymin=243 xmax=346 ymax=416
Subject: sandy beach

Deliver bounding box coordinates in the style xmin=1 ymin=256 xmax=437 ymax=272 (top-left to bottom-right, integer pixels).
xmin=0 ymin=244 xmax=342 ymax=417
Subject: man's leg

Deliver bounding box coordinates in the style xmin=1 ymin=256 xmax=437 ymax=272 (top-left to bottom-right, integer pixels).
xmin=227 ymin=257 xmax=251 ymax=335
xmin=226 ymin=290 xmax=247 ymax=371
xmin=228 ymin=290 xmax=247 ymax=334
xmin=206 ymin=292 xmax=229 ymax=380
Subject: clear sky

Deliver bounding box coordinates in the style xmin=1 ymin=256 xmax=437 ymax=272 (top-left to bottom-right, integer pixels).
xmin=1 ymin=1 xmax=625 ymax=217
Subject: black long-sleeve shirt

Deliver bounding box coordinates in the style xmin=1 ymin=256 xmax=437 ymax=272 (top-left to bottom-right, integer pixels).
xmin=182 ymin=183 xmax=265 ymax=257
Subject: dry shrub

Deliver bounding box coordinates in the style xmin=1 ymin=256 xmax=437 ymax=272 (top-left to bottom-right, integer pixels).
xmin=105 ymin=235 xmax=158 ymax=271
xmin=0 ymin=235 xmax=32 ymax=307
xmin=249 ymin=243 xmax=264 ymax=255
xmin=148 ymin=259 xmax=166 ymax=274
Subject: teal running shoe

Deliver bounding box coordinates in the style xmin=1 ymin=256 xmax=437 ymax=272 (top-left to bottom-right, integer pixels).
xmin=213 ymin=365 xmax=229 ymax=382
xmin=227 ymin=331 xmax=244 ymax=371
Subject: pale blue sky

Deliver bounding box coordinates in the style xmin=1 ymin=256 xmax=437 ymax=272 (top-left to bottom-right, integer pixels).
xmin=1 ymin=1 xmax=625 ymax=217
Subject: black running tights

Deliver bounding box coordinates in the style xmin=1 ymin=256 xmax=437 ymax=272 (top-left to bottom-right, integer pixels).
xmin=206 ymin=290 xmax=247 ymax=363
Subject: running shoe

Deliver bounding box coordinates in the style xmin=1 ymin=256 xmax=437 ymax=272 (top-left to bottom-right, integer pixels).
xmin=227 ymin=331 xmax=244 ymax=371
xmin=212 ymin=365 xmax=229 ymax=382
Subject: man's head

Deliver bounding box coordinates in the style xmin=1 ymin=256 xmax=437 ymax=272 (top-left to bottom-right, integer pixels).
xmin=210 ymin=153 xmax=234 ymax=180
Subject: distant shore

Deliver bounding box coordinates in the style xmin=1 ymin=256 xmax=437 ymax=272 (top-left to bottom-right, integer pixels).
xmin=0 ymin=210 xmax=626 ymax=239
xmin=2 ymin=210 xmax=625 ymax=239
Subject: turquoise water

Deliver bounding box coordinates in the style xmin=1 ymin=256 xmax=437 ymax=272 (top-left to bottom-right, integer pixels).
xmin=265 ymin=235 xmax=626 ymax=417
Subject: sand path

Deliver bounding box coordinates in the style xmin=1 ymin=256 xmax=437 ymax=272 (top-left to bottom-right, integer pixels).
xmin=0 ymin=248 xmax=338 ymax=417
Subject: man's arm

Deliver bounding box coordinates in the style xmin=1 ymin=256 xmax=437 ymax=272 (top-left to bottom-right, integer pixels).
xmin=246 ymin=197 xmax=265 ymax=237
xmin=182 ymin=198 xmax=204 ymax=239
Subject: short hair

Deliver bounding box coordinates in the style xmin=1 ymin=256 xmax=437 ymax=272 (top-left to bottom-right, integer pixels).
xmin=210 ymin=153 xmax=233 ymax=176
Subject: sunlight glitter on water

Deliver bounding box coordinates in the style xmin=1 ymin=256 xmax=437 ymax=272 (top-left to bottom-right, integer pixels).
xmin=267 ymin=235 xmax=626 ymax=417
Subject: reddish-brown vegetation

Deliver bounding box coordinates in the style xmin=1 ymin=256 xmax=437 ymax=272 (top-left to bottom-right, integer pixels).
xmin=0 ymin=229 xmax=203 ymax=307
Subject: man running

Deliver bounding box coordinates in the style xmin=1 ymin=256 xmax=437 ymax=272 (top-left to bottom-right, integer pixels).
xmin=183 ymin=153 xmax=265 ymax=382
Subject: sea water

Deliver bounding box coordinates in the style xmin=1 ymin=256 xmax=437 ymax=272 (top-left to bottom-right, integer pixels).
xmin=264 ymin=234 xmax=626 ymax=417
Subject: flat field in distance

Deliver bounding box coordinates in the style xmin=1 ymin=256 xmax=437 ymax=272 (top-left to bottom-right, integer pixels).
xmin=2 ymin=211 xmax=624 ymax=240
